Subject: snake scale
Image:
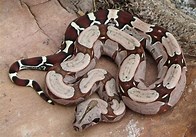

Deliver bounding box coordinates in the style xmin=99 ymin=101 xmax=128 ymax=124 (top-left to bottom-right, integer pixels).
xmin=9 ymin=9 xmax=187 ymax=131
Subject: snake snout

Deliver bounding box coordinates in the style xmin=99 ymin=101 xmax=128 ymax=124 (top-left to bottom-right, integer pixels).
xmin=73 ymin=125 xmax=80 ymax=131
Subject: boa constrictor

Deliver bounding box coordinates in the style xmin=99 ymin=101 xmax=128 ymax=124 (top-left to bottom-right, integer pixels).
xmin=9 ymin=9 xmax=187 ymax=131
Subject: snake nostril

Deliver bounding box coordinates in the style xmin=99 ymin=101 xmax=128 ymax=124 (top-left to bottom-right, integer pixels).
xmin=73 ymin=126 xmax=79 ymax=131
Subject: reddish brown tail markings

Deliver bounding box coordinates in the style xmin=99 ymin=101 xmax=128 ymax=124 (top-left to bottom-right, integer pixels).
xmin=46 ymin=53 xmax=70 ymax=66
xmin=9 ymin=61 xmax=20 ymax=73
xmin=12 ymin=77 xmax=29 ymax=86
xmin=21 ymin=57 xmax=43 ymax=66
xmin=32 ymin=81 xmax=42 ymax=91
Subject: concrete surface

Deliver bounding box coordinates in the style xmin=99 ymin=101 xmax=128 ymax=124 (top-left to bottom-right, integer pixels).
xmin=0 ymin=0 xmax=195 ymax=137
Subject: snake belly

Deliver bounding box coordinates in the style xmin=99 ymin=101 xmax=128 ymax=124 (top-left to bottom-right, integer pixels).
xmin=8 ymin=9 xmax=187 ymax=131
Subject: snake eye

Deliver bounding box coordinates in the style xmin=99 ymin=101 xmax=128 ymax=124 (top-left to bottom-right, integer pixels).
xmin=92 ymin=118 xmax=100 ymax=123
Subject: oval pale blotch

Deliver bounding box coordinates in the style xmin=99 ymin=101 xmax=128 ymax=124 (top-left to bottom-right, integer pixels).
xmin=46 ymin=71 xmax=74 ymax=99
xmin=60 ymin=53 xmax=90 ymax=72
xmin=122 ymin=96 xmax=165 ymax=114
xmin=105 ymin=78 xmax=117 ymax=97
xmin=131 ymin=17 xmax=153 ymax=32
xmin=162 ymin=32 xmax=182 ymax=57
xmin=111 ymin=99 xmax=126 ymax=115
xmin=168 ymin=67 xmax=186 ymax=106
xmin=163 ymin=64 xmax=181 ymax=89
xmin=119 ymin=54 xmax=140 ymax=82
xmin=127 ymin=87 xmax=159 ymax=103
xmin=77 ymin=25 xmax=100 ymax=48
xmin=79 ymin=69 xmax=107 ymax=94
xmin=107 ymin=26 xmax=140 ymax=50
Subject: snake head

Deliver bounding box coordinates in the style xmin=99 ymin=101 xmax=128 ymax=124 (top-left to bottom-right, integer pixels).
xmin=73 ymin=98 xmax=108 ymax=131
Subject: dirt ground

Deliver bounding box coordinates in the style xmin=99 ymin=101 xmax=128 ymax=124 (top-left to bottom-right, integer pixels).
xmin=0 ymin=0 xmax=195 ymax=137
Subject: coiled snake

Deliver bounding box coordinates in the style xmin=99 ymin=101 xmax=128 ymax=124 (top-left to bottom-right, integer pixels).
xmin=9 ymin=9 xmax=187 ymax=131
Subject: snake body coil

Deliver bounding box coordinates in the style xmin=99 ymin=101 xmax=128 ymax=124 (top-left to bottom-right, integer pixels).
xmin=9 ymin=9 xmax=187 ymax=131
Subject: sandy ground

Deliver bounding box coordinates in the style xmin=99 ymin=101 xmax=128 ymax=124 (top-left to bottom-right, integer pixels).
xmin=0 ymin=0 xmax=195 ymax=137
